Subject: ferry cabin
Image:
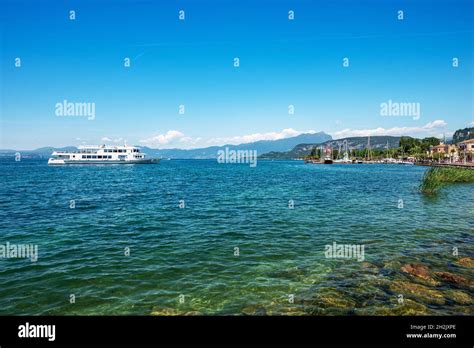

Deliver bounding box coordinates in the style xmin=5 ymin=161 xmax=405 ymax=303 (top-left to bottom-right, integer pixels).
xmin=49 ymin=145 xmax=147 ymax=164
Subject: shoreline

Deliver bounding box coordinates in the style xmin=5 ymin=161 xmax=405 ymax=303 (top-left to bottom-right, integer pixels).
xmin=415 ymin=162 xmax=474 ymax=169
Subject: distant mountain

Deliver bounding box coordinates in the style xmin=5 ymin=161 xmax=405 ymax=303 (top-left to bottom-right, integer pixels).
xmin=0 ymin=146 xmax=79 ymax=159
xmin=143 ymin=132 xmax=332 ymax=159
xmin=260 ymin=136 xmax=401 ymax=159
xmin=453 ymin=127 xmax=474 ymax=143
xmin=0 ymin=132 xmax=332 ymax=159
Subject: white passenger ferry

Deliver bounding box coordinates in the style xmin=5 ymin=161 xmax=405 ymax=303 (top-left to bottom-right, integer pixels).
xmin=48 ymin=145 xmax=159 ymax=165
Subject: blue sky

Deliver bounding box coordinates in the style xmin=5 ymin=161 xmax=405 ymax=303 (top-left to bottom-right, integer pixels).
xmin=1 ymin=0 xmax=473 ymax=149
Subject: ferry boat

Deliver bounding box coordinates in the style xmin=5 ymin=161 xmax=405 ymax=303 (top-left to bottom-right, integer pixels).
xmin=48 ymin=145 xmax=160 ymax=165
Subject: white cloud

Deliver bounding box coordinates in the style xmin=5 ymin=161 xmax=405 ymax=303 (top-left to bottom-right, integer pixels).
xmin=469 ymin=121 xmax=474 ymax=126
xmin=206 ymin=128 xmax=316 ymax=145
xmin=180 ymin=136 xmax=202 ymax=145
xmin=332 ymin=120 xmax=447 ymax=139
xmin=139 ymin=128 xmax=317 ymax=149
xmin=139 ymin=130 xmax=186 ymax=146
xmin=101 ymin=136 xmax=124 ymax=143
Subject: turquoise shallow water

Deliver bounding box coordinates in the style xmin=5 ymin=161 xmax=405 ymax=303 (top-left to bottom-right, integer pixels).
xmin=0 ymin=159 xmax=473 ymax=315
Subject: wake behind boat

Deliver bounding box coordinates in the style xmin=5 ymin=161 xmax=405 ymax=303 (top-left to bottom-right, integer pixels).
xmin=48 ymin=145 xmax=160 ymax=165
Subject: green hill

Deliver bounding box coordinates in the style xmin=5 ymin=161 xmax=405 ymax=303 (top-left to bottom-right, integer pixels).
xmin=260 ymin=136 xmax=401 ymax=159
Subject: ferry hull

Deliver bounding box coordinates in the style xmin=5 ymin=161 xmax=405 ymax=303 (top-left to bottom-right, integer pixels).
xmin=48 ymin=158 xmax=160 ymax=165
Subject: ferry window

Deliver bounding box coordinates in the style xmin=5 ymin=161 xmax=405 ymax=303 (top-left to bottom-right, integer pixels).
xmin=113 ymin=149 xmax=118 ymax=153
xmin=82 ymin=155 xmax=86 ymax=159
xmin=92 ymin=155 xmax=97 ymax=159
xmin=87 ymin=155 xmax=91 ymax=159
xmin=98 ymin=155 xmax=102 ymax=159
xmin=109 ymin=155 xmax=112 ymax=159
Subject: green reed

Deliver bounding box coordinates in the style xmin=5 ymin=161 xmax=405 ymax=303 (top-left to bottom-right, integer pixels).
xmin=420 ymin=167 xmax=474 ymax=194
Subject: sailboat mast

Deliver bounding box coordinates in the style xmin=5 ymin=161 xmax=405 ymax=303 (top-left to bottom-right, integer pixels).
xmin=367 ymin=136 xmax=371 ymax=161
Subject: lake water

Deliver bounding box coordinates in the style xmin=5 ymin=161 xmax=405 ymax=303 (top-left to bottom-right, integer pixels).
xmin=0 ymin=159 xmax=473 ymax=315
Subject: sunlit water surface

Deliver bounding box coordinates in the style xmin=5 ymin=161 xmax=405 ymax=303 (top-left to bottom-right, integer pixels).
xmin=0 ymin=159 xmax=473 ymax=315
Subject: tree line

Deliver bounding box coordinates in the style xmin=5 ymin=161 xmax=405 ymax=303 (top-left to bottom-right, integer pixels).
xmin=306 ymin=136 xmax=442 ymax=160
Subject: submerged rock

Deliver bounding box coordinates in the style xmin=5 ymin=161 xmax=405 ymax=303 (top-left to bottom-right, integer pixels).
xmin=383 ymin=260 xmax=401 ymax=269
xmin=400 ymin=263 xmax=439 ymax=285
xmin=307 ymin=289 xmax=356 ymax=315
xmin=362 ymin=262 xmax=379 ymax=270
xmin=444 ymin=290 xmax=473 ymax=305
xmin=391 ymin=299 xmax=429 ymax=316
xmin=434 ymin=272 xmax=471 ymax=288
xmin=356 ymin=298 xmax=429 ymax=316
xmin=277 ymin=306 xmax=306 ymax=316
xmin=389 ymin=280 xmax=445 ymax=305
xmin=265 ymin=303 xmax=306 ymax=316
xmin=241 ymin=305 xmax=267 ymax=316
xmin=400 ymin=263 xmax=429 ymax=278
xmin=150 ymin=307 xmax=202 ymax=316
xmin=318 ymin=295 xmax=355 ymax=309
xmin=451 ymin=305 xmax=474 ymax=315
xmin=457 ymin=257 xmax=474 ymax=268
